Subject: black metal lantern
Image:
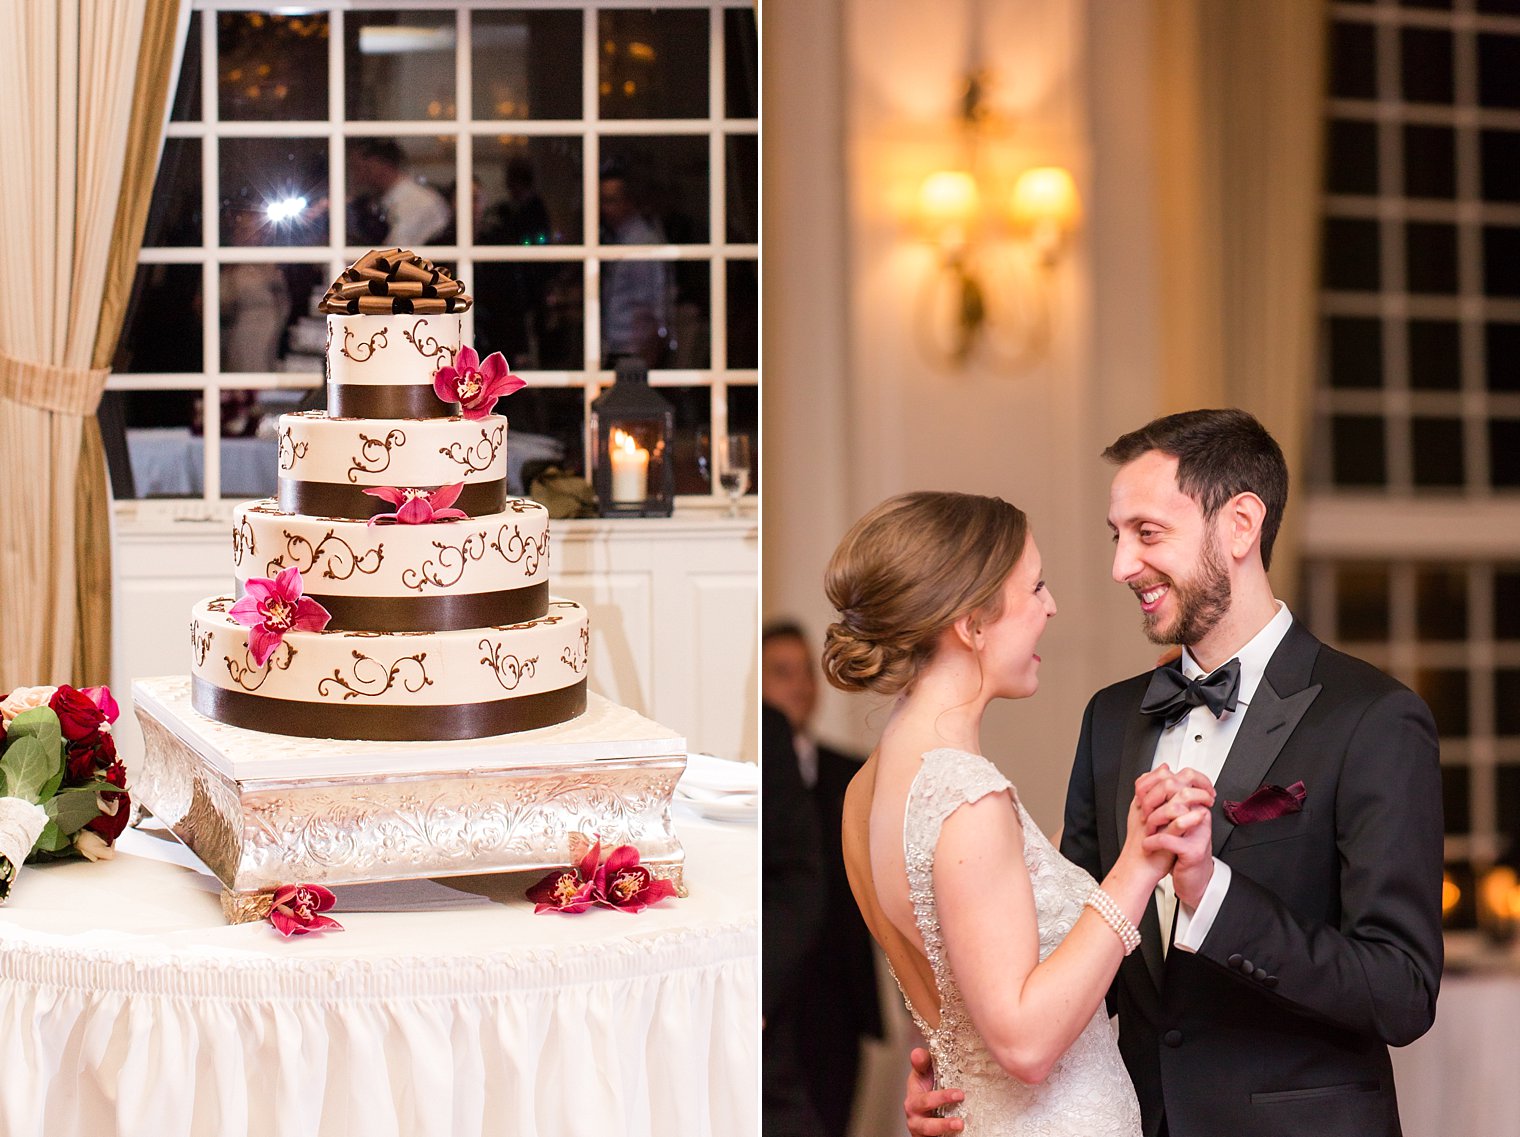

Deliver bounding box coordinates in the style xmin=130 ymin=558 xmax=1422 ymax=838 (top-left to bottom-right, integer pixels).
xmin=590 ymin=356 xmax=675 ymax=517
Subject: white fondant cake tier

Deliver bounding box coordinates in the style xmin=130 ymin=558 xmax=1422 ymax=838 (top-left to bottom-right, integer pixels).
xmin=327 ymin=313 xmax=460 ymax=388
xmin=231 ymin=498 xmax=551 ymax=630
xmin=276 ymin=411 xmax=508 ymax=519
xmin=189 ymin=596 xmax=590 ymax=741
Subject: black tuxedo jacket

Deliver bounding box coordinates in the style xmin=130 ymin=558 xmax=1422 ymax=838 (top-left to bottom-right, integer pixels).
xmin=1059 ymin=620 xmax=1443 ymax=1137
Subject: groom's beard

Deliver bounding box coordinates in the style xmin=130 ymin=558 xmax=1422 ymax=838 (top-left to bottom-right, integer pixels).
xmin=1141 ymin=529 xmax=1232 ymax=647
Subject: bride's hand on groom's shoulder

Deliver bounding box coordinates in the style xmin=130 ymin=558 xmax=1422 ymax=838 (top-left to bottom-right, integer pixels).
xmin=1139 ymin=766 xmax=1216 ymax=905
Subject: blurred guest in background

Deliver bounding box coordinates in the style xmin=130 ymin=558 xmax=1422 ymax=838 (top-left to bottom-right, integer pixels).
xmin=599 ymin=164 xmax=670 ymax=367
xmin=762 ymin=621 xmax=884 ymax=1137
xmin=348 ymin=138 xmax=451 ymax=247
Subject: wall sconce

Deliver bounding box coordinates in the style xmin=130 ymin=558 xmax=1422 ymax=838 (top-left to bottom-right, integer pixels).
xmin=915 ymin=76 xmax=1080 ymax=369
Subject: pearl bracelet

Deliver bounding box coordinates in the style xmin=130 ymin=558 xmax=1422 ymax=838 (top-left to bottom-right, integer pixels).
xmin=1084 ymin=885 xmax=1142 ymax=955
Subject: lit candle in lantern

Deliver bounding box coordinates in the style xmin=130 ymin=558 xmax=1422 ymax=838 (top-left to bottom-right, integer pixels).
xmin=609 ymin=428 xmax=650 ymax=504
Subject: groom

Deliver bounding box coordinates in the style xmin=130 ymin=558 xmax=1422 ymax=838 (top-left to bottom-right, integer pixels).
xmin=906 ymin=409 xmax=1443 ymax=1137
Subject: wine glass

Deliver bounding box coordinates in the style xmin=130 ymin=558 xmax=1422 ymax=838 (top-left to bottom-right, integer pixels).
xmin=717 ymin=433 xmax=752 ymax=517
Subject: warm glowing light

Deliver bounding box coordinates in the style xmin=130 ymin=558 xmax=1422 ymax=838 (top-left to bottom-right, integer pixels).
xmin=1442 ymin=874 xmax=1460 ymax=915
xmin=265 ymin=196 xmax=308 ymax=223
xmin=918 ymin=171 xmax=980 ymax=248
xmin=628 ymin=41 xmax=656 ymax=61
xmin=623 ymin=80 xmax=637 ymax=97
xmin=1010 ymin=166 xmax=1080 ymax=264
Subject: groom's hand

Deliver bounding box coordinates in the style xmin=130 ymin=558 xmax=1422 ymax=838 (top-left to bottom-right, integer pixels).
xmin=904 ymin=1047 xmax=965 ymax=1135
xmin=1142 ymin=767 xmax=1216 ymax=906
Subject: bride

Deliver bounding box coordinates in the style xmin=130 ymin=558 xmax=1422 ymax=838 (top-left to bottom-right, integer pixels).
xmin=824 ymin=492 xmax=1212 ymax=1135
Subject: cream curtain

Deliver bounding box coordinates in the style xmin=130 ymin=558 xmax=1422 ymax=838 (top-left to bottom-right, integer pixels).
xmin=1149 ymin=0 xmax=1327 ymax=601
xmin=0 ymin=0 xmax=187 ymax=692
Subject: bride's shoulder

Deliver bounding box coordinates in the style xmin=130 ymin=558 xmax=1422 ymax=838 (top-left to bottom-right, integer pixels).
xmin=916 ymin=747 xmax=1017 ymax=807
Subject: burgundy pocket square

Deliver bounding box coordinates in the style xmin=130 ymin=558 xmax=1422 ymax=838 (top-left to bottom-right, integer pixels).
xmin=1223 ymin=781 xmax=1307 ymax=826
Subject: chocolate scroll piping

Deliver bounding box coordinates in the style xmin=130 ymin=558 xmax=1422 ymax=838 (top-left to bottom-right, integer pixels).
xmin=320 ymin=249 xmax=474 ymax=315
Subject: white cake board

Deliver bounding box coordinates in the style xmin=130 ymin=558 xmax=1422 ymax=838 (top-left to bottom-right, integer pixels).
xmin=132 ymin=677 xmax=687 ymax=923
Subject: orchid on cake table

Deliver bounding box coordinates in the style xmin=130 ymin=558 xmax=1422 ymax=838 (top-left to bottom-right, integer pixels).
xmin=133 ymin=251 xmax=688 ymax=923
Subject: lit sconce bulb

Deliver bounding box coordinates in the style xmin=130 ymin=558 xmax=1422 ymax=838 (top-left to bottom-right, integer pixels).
xmin=1441 ymin=873 xmax=1460 ymax=915
xmin=918 ymin=170 xmax=981 ymax=252
xmin=1010 ymin=166 xmax=1080 ymax=266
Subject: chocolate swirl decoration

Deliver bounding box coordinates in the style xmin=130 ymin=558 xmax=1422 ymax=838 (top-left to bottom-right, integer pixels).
xmin=319 ymin=249 xmax=474 ymax=315
xmin=276 ymin=425 xmax=310 ymax=472
xmin=493 ymin=613 xmax=564 ymax=632
xmin=264 ymin=529 xmax=384 ymax=582
xmin=317 ymin=650 xmax=432 ymax=700
xmin=491 ymin=524 xmax=548 ymax=577
xmin=402 ymin=529 xmax=490 ymax=591
xmin=403 ymin=317 xmax=456 ymax=367
xmin=191 ymin=620 xmax=213 ymax=667
xmin=560 ymin=626 xmax=590 ymax=675
xmin=226 ymin=641 xmax=298 ymax=692
xmin=340 ymin=325 xmax=389 ymax=363
xmin=479 ymin=640 xmax=539 ymax=691
xmin=505 ymin=498 xmax=535 ymax=514
xmin=206 ymin=596 xmax=234 ymax=615
xmin=439 ymin=424 xmax=505 ymax=475
xmin=231 ymin=517 xmax=257 ymax=570
xmin=346 ymin=429 xmax=407 ymax=483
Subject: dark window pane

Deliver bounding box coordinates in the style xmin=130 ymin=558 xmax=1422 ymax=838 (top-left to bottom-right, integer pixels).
xmin=143 ymin=139 xmax=202 ymax=248
xmin=1406 ymin=223 xmax=1458 ymax=294
xmin=475 ymin=136 xmax=584 ymax=246
xmin=115 ymin=264 xmax=203 ymax=375
xmin=647 ymin=385 xmax=712 ymax=494
xmin=345 ymin=11 xmax=455 ymax=121
xmin=217 ymin=12 xmax=329 ymax=122
xmin=1497 ymin=671 xmax=1520 ymax=734
xmin=1323 ymin=217 xmax=1381 ymax=291
xmin=1498 ymin=767 xmax=1520 ymax=844
xmin=1402 ymin=0 xmax=1452 ymax=8
xmin=1488 ymin=324 xmax=1520 ymax=391
xmin=725 ymin=9 xmax=758 ymax=119
xmin=1417 ymin=566 xmax=1468 ymax=639
xmin=1479 ymin=0 xmax=1520 ymax=12
xmin=1336 ymin=562 xmax=1391 ymax=641
xmin=1404 ymin=125 xmax=1456 ymax=198
xmin=345 ymin=136 xmax=455 ymax=247
xmin=1497 ymin=568 xmax=1520 ymax=638
xmin=508 ymin=388 xmax=584 ymax=491
xmin=473 ymin=260 xmax=584 ymax=372
xmin=727 ymin=260 xmax=757 ymax=369
xmin=1490 ymin=420 xmax=1520 ymax=485
xmin=599 ymin=260 xmax=708 ymax=369
xmin=600 ymin=135 xmax=710 ymax=244
xmin=598 ymin=10 xmax=708 ymax=120
xmin=1330 ymin=21 xmax=1377 ymax=100
xmin=1442 ymin=764 xmax=1471 ymax=835
xmin=1418 ymin=668 xmax=1470 ymax=736
xmin=1481 ymin=131 xmax=1520 ymax=202
xmin=729 ymin=384 xmax=757 ymax=494
xmin=1412 ymin=417 xmax=1465 ymax=486
xmin=219 ymin=418 xmax=279 ymax=498
xmin=727 ymin=134 xmax=757 ymax=244
xmin=1327 ymin=119 xmax=1379 ymax=196
xmin=1484 ymin=226 xmax=1520 ymax=296
xmin=1332 ymin=414 xmax=1387 ymax=485
xmin=472 ymin=10 xmax=581 ymax=121
xmin=1479 ymin=33 xmax=1520 ymax=108
xmin=1328 ymin=316 xmax=1383 ymax=389
xmin=170 ymin=12 xmax=202 ymax=122
xmin=1402 ymin=28 xmax=1455 ymax=104
xmin=220 ymin=138 xmax=328 ymax=247
xmin=1409 ymin=319 xmax=1461 ymax=390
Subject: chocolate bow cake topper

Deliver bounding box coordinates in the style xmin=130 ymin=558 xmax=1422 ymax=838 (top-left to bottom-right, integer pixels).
xmin=320 ymin=248 xmax=473 ymax=315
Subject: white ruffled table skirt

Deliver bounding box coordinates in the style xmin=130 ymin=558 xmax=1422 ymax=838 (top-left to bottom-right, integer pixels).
xmin=0 ymin=810 xmax=757 ymax=1137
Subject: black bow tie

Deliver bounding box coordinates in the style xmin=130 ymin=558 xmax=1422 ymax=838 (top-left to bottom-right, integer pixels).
xmin=1140 ymin=657 xmax=1242 ymax=727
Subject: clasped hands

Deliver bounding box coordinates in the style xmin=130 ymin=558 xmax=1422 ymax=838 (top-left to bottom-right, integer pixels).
xmin=1130 ymin=763 xmax=1216 ymax=908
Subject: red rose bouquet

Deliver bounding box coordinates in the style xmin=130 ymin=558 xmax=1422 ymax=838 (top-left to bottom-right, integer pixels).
xmin=0 ymin=684 xmax=129 ymax=903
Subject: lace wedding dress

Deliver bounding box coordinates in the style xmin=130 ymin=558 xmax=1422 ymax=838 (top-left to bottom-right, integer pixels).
xmin=901 ymin=748 xmax=1142 ymax=1136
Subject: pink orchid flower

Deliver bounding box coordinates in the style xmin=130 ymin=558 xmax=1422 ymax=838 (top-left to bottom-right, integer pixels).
xmin=593 ymin=844 xmax=678 ymax=913
xmin=268 ymin=884 xmax=343 ymax=937
xmin=362 ymin=482 xmax=469 ymax=526
xmin=431 ymin=345 xmax=525 ymax=420
xmin=228 ymin=565 xmax=332 ymax=667
xmin=526 ymin=839 xmax=605 ymax=914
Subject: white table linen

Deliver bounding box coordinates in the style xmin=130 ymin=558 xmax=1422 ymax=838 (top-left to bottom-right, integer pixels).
xmin=0 ymin=808 xmax=757 ymax=1137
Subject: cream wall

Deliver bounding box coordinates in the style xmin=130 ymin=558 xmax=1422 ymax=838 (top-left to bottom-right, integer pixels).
xmin=764 ymin=0 xmax=1171 ymax=834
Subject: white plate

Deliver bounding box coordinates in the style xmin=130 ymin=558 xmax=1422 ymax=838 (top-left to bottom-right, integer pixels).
xmin=678 ymin=794 xmax=758 ymax=823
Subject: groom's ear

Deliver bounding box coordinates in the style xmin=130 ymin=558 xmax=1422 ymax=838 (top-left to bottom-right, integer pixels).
xmin=1225 ymin=491 xmax=1268 ymax=561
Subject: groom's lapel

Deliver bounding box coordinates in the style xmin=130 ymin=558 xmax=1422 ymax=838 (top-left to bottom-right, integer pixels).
xmin=1114 ymin=691 xmax=1167 ymax=993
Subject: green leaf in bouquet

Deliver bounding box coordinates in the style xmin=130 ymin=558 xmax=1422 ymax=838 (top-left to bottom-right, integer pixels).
xmin=0 ymin=736 xmax=61 ymax=803
xmin=7 ymin=707 xmax=62 ymax=755
xmin=33 ymin=820 xmax=72 ymax=855
xmin=45 ymin=786 xmax=110 ymax=836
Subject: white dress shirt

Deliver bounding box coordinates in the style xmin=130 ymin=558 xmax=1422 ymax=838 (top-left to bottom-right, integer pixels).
xmin=1152 ymin=601 xmax=1295 ymax=953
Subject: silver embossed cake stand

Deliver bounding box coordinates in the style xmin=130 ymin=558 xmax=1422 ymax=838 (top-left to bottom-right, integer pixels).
xmin=132 ymin=676 xmax=687 ymax=924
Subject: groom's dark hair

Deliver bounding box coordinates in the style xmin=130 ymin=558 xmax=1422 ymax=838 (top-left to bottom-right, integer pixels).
xmin=1102 ymin=408 xmax=1288 ymax=571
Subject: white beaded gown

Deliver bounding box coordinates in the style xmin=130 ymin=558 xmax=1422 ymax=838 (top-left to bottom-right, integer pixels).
xmin=901 ymin=748 xmax=1143 ymax=1136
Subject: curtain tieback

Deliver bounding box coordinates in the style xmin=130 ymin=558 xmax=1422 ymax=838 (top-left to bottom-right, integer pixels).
xmin=0 ymin=351 xmax=111 ymax=417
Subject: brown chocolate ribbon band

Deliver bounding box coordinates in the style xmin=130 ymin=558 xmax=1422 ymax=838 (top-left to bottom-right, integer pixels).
xmin=192 ymin=677 xmax=586 ymax=741
xmin=329 ymin=383 xmax=459 ymax=419
xmin=233 ymin=581 xmax=550 ymax=632
xmin=278 ymin=477 xmax=507 ymax=520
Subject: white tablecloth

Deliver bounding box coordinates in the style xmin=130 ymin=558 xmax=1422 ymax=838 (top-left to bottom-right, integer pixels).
xmin=0 ymin=808 xmax=757 ymax=1137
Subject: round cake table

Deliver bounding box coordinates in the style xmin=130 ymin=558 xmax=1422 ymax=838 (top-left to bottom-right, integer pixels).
xmin=0 ymin=808 xmax=756 ymax=1137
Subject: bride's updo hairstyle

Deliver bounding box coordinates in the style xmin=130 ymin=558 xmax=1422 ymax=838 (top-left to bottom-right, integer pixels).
xmin=823 ymin=492 xmax=1028 ymax=696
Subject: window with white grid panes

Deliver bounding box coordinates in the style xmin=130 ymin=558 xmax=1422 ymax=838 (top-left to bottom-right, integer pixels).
xmin=103 ymin=3 xmax=758 ymax=506
xmin=1308 ymin=0 xmax=1520 ymax=927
